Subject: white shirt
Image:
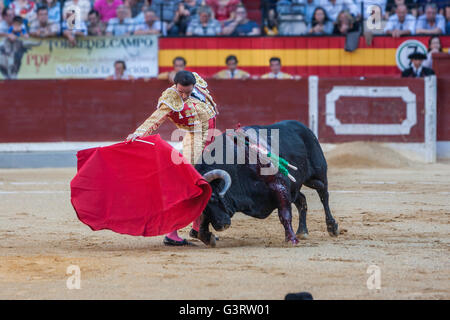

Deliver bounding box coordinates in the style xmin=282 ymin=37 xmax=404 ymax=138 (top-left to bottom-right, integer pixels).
xmin=384 ymin=14 xmax=416 ymax=35
xmin=411 ymin=65 xmax=423 ymax=77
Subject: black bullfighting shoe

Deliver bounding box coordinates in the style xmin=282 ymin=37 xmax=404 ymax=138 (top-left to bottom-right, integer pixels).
xmin=163 ymin=236 xmax=195 ymax=246
xmin=189 ymin=228 xmax=220 ymax=241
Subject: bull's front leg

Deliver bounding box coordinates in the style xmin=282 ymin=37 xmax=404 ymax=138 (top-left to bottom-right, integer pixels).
xmin=270 ymin=182 xmax=299 ymax=245
xmin=197 ymin=213 xmax=217 ymax=248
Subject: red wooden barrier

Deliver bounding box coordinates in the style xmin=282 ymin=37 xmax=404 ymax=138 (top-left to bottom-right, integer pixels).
xmin=437 ymin=77 xmax=450 ymax=142
xmin=316 ymin=78 xmax=425 ymax=143
xmin=0 ymin=79 xmax=309 ymax=142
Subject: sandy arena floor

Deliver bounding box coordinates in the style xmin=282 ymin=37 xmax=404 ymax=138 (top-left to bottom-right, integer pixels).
xmin=0 ymin=144 xmax=449 ymax=300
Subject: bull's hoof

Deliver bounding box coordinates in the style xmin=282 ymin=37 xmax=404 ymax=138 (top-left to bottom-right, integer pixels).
xmin=190 ymin=229 xmax=219 ymax=241
xmin=198 ymin=231 xmax=217 ymax=247
xmin=285 ymin=237 xmax=299 ymax=245
xmin=327 ymin=223 xmax=339 ymax=237
xmin=212 ymin=224 xmax=230 ymax=232
xmin=209 ymin=234 xmax=217 ymax=248
xmin=296 ymin=232 xmax=309 ymax=240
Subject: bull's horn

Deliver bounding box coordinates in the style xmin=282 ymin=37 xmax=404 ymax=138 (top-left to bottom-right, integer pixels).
xmin=202 ymin=169 xmax=231 ymax=198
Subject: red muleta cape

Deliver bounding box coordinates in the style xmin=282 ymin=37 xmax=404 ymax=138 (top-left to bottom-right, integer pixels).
xmin=70 ymin=134 xmax=212 ymax=237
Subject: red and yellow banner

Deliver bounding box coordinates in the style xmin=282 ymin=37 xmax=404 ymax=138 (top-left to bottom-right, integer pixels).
xmin=159 ymin=36 xmax=450 ymax=77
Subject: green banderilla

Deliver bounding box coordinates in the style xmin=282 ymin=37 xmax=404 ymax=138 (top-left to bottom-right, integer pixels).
xmin=267 ymin=152 xmax=297 ymax=182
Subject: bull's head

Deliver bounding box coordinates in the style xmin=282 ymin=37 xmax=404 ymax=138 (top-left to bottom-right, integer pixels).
xmin=202 ymin=169 xmax=232 ymax=231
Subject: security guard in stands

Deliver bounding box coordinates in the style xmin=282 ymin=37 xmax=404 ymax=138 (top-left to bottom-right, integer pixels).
xmin=401 ymin=52 xmax=435 ymax=78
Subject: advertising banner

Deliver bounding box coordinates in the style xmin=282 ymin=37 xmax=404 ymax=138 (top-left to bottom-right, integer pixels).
xmin=0 ymin=35 xmax=158 ymax=79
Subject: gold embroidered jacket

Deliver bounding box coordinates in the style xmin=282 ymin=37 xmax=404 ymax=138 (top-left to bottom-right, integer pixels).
xmin=134 ymin=72 xmax=217 ymax=136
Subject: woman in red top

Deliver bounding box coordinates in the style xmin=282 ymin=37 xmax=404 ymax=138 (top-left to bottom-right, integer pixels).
xmin=206 ymin=0 xmax=240 ymax=23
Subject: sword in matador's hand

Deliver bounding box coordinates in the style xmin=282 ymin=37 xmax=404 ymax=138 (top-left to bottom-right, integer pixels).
xmin=125 ymin=133 xmax=155 ymax=145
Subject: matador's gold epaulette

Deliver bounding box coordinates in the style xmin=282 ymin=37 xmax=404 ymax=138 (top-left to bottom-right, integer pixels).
xmin=193 ymin=72 xmax=208 ymax=89
xmin=192 ymin=72 xmax=217 ymax=110
xmin=157 ymin=87 xmax=184 ymax=112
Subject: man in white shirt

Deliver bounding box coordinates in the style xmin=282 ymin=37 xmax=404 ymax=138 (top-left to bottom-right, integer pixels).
xmin=384 ymin=4 xmax=415 ymax=37
xmin=134 ymin=9 xmax=166 ymax=36
xmin=415 ymin=3 xmax=446 ymax=35
xmin=106 ymin=5 xmax=135 ymax=36
xmin=29 ymin=7 xmax=61 ymax=38
xmin=318 ymin=0 xmax=359 ymax=21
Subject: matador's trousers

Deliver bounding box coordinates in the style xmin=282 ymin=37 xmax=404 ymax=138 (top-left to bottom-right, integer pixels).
xmin=182 ymin=117 xmax=216 ymax=165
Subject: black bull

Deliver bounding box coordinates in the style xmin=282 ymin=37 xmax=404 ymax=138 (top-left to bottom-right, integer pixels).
xmin=194 ymin=120 xmax=339 ymax=246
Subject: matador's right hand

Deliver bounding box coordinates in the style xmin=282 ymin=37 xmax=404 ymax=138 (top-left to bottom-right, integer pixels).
xmin=125 ymin=133 xmax=140 ymax=142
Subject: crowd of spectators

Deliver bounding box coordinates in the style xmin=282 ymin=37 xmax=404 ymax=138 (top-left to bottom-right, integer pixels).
xmin=260 ymin=0 xmax=447 ymax=37
xmin=263 ymin=0 xmax=449 ymax=36
xmin=0 ymin=0 xmax=264 ymax=39
xmin=0 ymin=0 xmax=448 ymax=40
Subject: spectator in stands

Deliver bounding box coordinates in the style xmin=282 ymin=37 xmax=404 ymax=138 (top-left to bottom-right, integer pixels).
xmin=308 ymin=6 xmax=333 ymax=34
xmin=94 ymin=0 xmax=124 ymax=22
xmin=134 ymin=8 xmax=166 ymax=35
xmin=263 ymin=7 xmax=278 ymax=35
xmin=157 ymin=56 xmax=186 ymax=82
xmin=106 ymin=4 xmax=134 ymax=35
xmin=305 ymin=0 xmax=319 ymax=24
xmin=332 ymin=9 xmax=360 ymax=35
xmin=384 ymin=4 xmax=415 ymax=37
xmin=222 ymin=4 xmax=261 ymax=36
xmin=213 ymin=54 xmax=250 ymax=79
xmin=261 ymin=57 xmax=294 ymax=79
xmin=261 ymin=0 xmax=278 ymax=36
xmin=107 ymin=60 xmax=135 ymax=79
xmin=184 ymin=0 xmax=202 ymax=16
xmin=62 ymin=9 xmax=88 ymax=46
xmin=44 ymin=0 xmax=61 ymax=24
xmin=132 ymin=0 xmax=150 ymax=24
xmin=415 ymin=3 xmax=446 ymax=35
xmin=167 ymin=2 xmax=193 ymax=35
xmin=29 ymin=6 xmax=60 ymax=37
xmin=87 ymin=9 xmax=106 ymax=35
xmin=318 ymin=0 xmax=359 ymax=22
xmin=8 ymin=15 xmax=28 ymax=37
xmin=276 ymin=0 xmax=308 ymax=35
xmin=423 ymin=35 xmax=446 ymax=69
xmin=150 ymin=0 xmax=180 ymax=25
xmin=186 ymin=5 xmax=221 ymax=36
xmin=206 ymin=0 xmax=240 ymax=24
xmin=401 ymin=52 xmax=435 ymax=77
xmin=167 ymin=0 xmax=201 ymax=35
xmin=9 ymin=0 xmax=36 ymax=25
xmin=385 ymin=0 xmax=415 ymax=18
xmin=63 ymin=0 xmax=92 ymax=22
xmin=416 ymin=0 xmax=447 ymax=16
xmin=126 ymin=0 xmax=145 ymax=19
xmin=446 ymin=5 xmax=450 ymax=35
xmin=0 ymin=7 xmax=16 ymax=36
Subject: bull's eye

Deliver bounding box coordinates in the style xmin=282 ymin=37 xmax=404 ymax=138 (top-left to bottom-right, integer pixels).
xmin=210 ymin=194 xmax=219 ymax=203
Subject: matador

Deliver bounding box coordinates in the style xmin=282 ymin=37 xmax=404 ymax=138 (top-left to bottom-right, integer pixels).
xmin=126 ymin=70 xmax=218 ymax=246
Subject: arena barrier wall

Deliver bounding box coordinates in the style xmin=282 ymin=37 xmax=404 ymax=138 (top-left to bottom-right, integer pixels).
xmin=0 ymin=76 xmax=446 ymax=162
xmin=310 ymin=76 xmax=438 ymax=162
